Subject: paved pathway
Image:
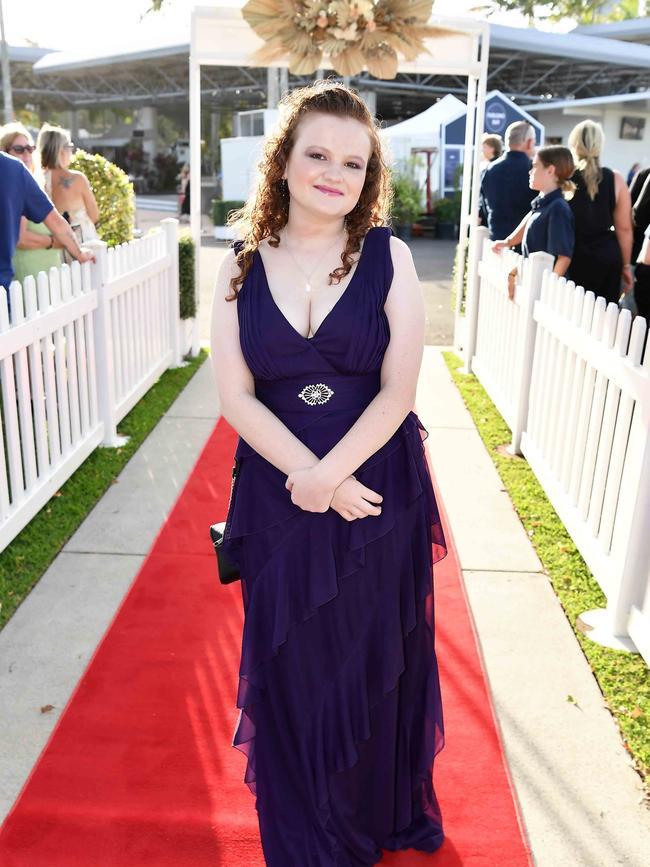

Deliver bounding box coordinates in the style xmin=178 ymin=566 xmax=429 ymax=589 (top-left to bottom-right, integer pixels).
xmin=2 ymin=350 xmax=649 ymax=864
xmin=2 ymin=218 xmax=649 ymax=863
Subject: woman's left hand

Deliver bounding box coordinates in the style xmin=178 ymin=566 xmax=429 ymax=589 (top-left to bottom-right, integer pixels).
xmin=621 ymin=264 xmax=634 ymax=293
xmin=285 ymin=466 xmax=335 ymax=513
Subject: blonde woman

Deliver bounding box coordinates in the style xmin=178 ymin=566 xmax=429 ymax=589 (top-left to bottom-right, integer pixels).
xmin=0 ymin=122 xmax=62 ymax=284
xmin=567 ymin=120 xmax=633 ymax=303
xmin=37 ymin=124 xmax=99 ymax=259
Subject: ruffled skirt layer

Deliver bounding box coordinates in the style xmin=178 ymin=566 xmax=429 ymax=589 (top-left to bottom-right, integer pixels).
xmin=222 ymin=412 xmax=447 ymax=866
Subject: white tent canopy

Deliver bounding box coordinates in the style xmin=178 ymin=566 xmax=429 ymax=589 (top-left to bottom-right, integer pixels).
xmin=189 ymin=5 xmax=489 ymax=356
xmin=381 ymin=94 xmax=466 ymax=140
xmin=380 ymin=95 xmax=467 ymax=204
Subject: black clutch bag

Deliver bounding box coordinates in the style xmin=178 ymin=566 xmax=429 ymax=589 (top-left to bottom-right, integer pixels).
xmin=209 ymin=459 xmax=241 ymax=585
xmin=209 ymin=521 xmax=240 ymax=584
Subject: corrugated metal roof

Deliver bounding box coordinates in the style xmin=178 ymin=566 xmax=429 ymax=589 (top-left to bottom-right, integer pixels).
xmin=9 ymin=45 xmax=55 ymax=63
xmin=524 ymin=91 xmax=650 ymax=112
xmin=33 ymin=41 xmax=189 ymax=74
xmin=33 ymin=19 xmax=650 ymax=75
xmin=573 ymin=17 xmax=650 ymax=42
xmin=489 ymin=22 xmax=650 ymax=69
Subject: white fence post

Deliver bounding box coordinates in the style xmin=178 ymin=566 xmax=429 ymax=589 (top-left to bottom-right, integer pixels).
xmin=87 ymin=239 xmax=129 ymax=448
xmin=161 ymin=218 xmax=185 ymax=368
xmin=510 ymin=250 xmax=554 ymax=454
xmin=580 ymin=322 xmax=650 ymax=652
xmin=462 ymin=225 xmax=489 ymax=375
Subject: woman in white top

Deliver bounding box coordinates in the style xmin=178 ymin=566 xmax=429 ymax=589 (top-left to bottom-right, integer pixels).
xmin=37 ymin=124 xmax=99 ymax=260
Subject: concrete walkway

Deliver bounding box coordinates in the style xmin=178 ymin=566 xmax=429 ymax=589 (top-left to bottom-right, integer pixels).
xmin=1 ymin=350 xmax=650 ymax=866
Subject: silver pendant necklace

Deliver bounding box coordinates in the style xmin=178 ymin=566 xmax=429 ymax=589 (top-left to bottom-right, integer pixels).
xmin=283 ymin=230 xmax=346 ymax=293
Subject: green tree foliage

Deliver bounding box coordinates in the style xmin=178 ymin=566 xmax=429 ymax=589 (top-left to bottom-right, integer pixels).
xmin=486 ymin=0 xmax=644 ymax=24
xmin=70 ymin=150 xmax=135 ymax=247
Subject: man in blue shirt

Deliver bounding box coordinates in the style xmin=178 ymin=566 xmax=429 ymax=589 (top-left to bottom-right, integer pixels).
xmin=0 ymin=151 xmax=93 ymax=290
xmin=479 ymin=121 xmax=537 ymax=242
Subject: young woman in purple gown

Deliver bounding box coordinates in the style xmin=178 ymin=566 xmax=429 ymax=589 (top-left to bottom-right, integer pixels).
xmin=210 ymin=81 xmax=448 ymax=867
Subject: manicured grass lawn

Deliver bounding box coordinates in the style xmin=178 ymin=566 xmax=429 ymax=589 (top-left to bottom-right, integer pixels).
xmin=444 ymin=351 xmax=650 ymax=796
xmin=0 ymin=350 xmax=208 ymax=631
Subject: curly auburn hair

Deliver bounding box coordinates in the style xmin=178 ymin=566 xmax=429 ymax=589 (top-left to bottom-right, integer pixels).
xmin=226 ymin=80 xmax=392 ymax=300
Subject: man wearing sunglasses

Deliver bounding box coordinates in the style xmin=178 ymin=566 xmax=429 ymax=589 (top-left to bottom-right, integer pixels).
xmin=0 ymin=145 xmax=94 ymax=297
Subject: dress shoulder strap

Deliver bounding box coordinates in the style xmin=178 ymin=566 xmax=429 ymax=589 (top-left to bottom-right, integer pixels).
xmin=361 ymin=226 xmax=394 ymax=303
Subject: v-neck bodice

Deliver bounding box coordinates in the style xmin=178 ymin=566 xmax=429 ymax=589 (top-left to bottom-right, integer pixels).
xmin=257 ymin=233 xmax=368 ymax=342
xmin=235 ymin=227 xmax=393 ymax=380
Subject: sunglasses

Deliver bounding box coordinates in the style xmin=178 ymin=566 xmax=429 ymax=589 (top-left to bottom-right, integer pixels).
xmin=10 ymin=144 xmax=36 ymax=155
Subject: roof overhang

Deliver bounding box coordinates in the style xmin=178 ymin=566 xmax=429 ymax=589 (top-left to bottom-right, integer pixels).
xmin=489 ymin=22 xmax=650 ymax=69
xmin=525 ymin=91 xmax=650 ymax=112
xmin=573 ymin=17 xmax=650 ymax=43
xmin=33 ymin=42 xmax=189 ymax=75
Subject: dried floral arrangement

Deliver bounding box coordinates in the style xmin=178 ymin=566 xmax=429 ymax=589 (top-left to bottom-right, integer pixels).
xmin=241 ymin=0 xmax=456 ymax=79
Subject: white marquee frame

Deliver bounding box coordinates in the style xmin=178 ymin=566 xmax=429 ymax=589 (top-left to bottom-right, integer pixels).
xmin=189 ymin=5 xmax=490 ymax=356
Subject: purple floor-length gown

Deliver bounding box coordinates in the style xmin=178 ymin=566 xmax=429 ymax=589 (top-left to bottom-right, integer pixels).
xmin=221 ymin=227 xmax=448 ymax=866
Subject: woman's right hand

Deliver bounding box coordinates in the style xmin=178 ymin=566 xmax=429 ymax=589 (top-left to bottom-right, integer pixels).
xmin=492 ymin=240 xmax=508 ymax=254
xmin=330 ymin=475 xmax=383 ymax=522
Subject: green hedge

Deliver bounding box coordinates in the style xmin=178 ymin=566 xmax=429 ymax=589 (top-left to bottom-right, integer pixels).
xmin=178 ymin=236 xmax=196 ymax=319
xmin=212 ymin=199 xmax=245 ymax=226
xmin=70 ymin=150 xmax=134 ymax=247
xmin=390 ymin=172 xmax=421 ymax=226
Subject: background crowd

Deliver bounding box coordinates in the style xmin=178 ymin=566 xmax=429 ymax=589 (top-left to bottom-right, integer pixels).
xmin=3 ymin=115 xmax=650 ymax=326
xmin=0 ymin=121 xmax=99 ymax=298
xmin=480 ymin=119 xmax=650 ymax=320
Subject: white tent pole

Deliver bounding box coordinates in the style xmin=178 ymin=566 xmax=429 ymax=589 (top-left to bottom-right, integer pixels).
xmin=452 ymin=43 xmax=478 ymax=348
xmin=461 ymin=23 xmax=490 ymax=372
xmin=190 ymin=6 xmax=487 ymax=361
xmin=189 ymin=26 xmax=202 ymax=357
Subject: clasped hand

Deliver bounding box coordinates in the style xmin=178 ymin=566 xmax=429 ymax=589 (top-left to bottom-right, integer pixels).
xmin=285 ymin=466 xmax=382 ymax=522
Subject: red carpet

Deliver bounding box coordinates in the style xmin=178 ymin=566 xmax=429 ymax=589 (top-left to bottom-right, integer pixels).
xmin=0 ymin=415 xmax=533 ymax=866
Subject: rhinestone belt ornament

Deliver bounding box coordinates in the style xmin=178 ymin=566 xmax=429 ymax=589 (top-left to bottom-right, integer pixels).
xmin=298 ymin=383 xmax=334 ymax=406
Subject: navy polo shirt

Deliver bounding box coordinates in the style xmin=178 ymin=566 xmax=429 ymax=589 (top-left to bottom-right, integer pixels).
xmin=523 ymin=188 xmax=575 ymax=261
xmin=479 ymin=150 xmax=537 ymax=241
xmin=0 ymin=152 xmax=53 ymax=289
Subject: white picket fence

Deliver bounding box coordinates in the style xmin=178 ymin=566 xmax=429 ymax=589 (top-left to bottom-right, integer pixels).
xmin=472 ymin=235 xmax=553 ymax=454
xmin=0 ymin=218 xmax=188 ymax=552
xmin=465 ymin=226 xmax=650 ymax=664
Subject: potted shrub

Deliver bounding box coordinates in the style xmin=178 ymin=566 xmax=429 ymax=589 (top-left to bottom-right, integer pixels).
xmin=390 ymin=173 xmax=422 ymax=240
xmin=435 ymin=195 xmax=461 ymax=240
xmin=212 ymin=199 xmax=245 ymax=241
xmin=70 ymin=150 xmax=135 ymax=246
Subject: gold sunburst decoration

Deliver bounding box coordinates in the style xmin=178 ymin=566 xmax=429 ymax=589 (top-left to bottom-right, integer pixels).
xmin=241 ymin=0 xmax=457 ymax=79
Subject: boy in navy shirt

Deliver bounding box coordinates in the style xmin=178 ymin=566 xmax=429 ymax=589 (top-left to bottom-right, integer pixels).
xmin=0 ymin=152 xmax=93 ymax=291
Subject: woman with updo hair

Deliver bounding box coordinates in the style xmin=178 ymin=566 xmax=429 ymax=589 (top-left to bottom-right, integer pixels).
xmin=37 ymin=123 xmax=99 ymax=260
xmin=210 ymin=80 xmax=448 ymax=865
xmin=567 ymin=119 xmax=633 ymax=304
xmin=492 ymin=145 xmax=576 ymax=277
